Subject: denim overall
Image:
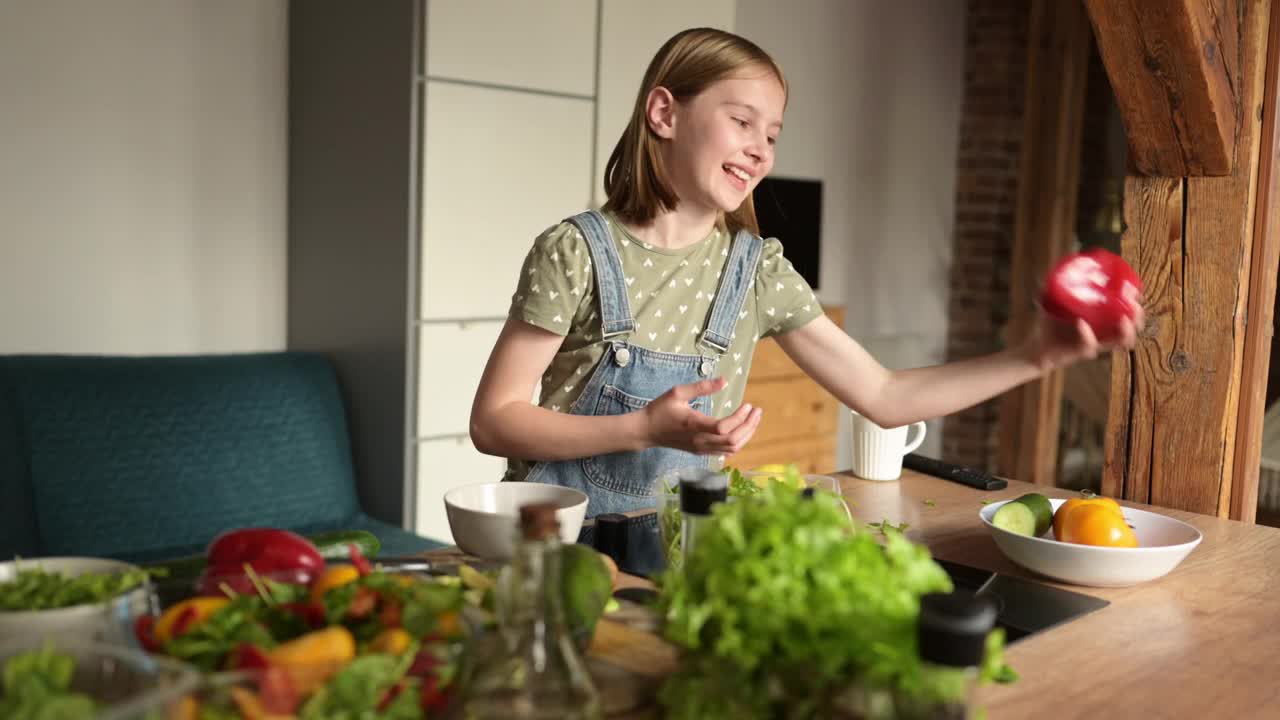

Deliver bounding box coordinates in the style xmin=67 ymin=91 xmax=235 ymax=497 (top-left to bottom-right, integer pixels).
xmin=525 ymin=210 xmax=763 ymax=518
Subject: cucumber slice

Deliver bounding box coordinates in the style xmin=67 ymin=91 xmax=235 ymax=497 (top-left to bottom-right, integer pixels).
xmin=992 ymin=501 xmax=1037 ymax=536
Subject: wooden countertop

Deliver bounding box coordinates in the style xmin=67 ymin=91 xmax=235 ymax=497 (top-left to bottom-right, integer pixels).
xmin=430 ymin=470 xmax=1280 ymax=718
xmin=835 ymin=469 xmax=1280 ymax=719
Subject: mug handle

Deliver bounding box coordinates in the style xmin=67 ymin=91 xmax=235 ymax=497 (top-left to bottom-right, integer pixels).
xmin=903 ymin=421 xmax=927 ymax=454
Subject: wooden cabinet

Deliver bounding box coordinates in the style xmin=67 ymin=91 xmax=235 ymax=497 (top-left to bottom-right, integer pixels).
xmin=732 ymin=306 xmax=844 ymax=474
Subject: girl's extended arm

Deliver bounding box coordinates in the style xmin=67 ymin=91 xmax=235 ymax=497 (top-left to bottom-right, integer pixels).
xmin=469 ymin=319 xmax=763 ymax=461
xmin=775 ymin=311 xmax=1139 ymax=429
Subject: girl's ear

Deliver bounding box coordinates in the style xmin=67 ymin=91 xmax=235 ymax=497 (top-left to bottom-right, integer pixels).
xmin=645 ymin=86 xmax=677 ymax=139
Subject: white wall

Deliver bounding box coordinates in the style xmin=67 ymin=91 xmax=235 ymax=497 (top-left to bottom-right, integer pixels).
xmin=0 ymin=0 xmax=287 ymax=355
xmin=737 ymin=0 xmax=965 ymax=464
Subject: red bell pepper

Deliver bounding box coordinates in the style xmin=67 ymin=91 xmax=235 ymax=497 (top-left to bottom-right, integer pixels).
xmin=196 ymin=527 xmax=324 ymax=596
xmin=1040 ymin=248 xmax=1143 ymax=342
xmin=134 ymin=615 xmax=160 ymax=652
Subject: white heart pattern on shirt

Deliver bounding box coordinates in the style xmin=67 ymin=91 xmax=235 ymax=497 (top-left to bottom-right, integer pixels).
xmin=739 ymin=310 xmax=747 ymax=319
xmin=549 ymin=291 xmax=558 ymax=300
xmin=635 ymin=292 xmax=643 ymax=300
xmin=734 ymin=353 xmax=741 ymax=361
xmin=552 ymin=314 xmax=562 ymax=323
xmin=643 ymin=243 xmax=653 ymax=250
xmin=669 ymin=279 xmax=676 ymax=288
xmin=775 ymin=281 xmax=784 ymax=291
xmin=528 ymin=268 xmax=535 ymax=276
xmin=565 ymin=385 xmax=574 ymax=392
xmin=654 ymin=309 xmax=663 ymax=318
xmin=803 ymin=304 xmax=810 ymax=311
xmin=551 ymin=252 xmax=558 ymax=261
xmin=621 ymin=239 xmax=630 ymax=247
xmin=648 ymin=332 xmax=657 ymax=341
xmin=680 ymin=260 xmax=689 ymax=267
xmin=722 ymin=247 xmax=728 ymax=256
xmin=703 ymin=258 xmax=712 ymax=266
xmin=625 ymin=277 xmax=634 ymax=286
xmin=552 ymin=405 xmax=561 ymax=411
xmin=643 ymin=258 xmax=653 ymax=267
xmin=786 ymin=312 xmax=794 ymax=319
xmin=766 ymin=307 xmax=776 ymax=316
xmin=571 ymin=287 xmax=580 ymax=296
xmin=531 ymin=284 xmax=540 ymax=293
xmin=674 ymin=345 xmax=682 ymax=353
xmin=668 ymin=324 xmax=677 ymax=332
xmin=736 ymin=367 xmax=743 ymax=375
xmin=685 ymin=278 xmax=694 ymax=286
xmin=695 ymin=291 xmax=703 ymax=299
xmin=679 ymin=305 xmax=688 ymax=313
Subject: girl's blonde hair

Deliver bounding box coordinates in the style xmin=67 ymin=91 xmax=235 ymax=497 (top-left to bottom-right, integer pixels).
xmin=602 ymin=28 xmax=786 ymax=236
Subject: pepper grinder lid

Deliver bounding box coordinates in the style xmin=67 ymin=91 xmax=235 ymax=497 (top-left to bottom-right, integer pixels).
xmin=917 ymin=591 xmax=998 ymax=668
xmin=678 ymin=469 xmax=728 ymax=516
xmin=519 ymin=502 xmax=561 ymax=541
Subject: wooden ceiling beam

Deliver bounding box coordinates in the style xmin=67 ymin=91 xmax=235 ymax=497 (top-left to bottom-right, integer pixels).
xmin=1084 ymin=0 xmax=1240 ymax=176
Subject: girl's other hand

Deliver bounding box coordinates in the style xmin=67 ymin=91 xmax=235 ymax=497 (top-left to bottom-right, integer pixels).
xmin=642 ymin=378 xmax=764 ymax=455
xmin=1023 ymin=303 xmax=1145 ymax=372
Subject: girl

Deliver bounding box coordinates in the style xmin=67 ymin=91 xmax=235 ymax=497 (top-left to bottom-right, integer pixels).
xmin=469 ymin=28 xmax=1141 ymax=518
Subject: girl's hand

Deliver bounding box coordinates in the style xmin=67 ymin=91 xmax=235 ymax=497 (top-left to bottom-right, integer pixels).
xmin=641 ymin=378 xmax=764 ymax=455
xmin=1022 ymin=303 xmax=1145 ymax=372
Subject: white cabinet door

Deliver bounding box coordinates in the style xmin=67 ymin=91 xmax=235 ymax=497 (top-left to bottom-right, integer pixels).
xmin=416 ymin=320 xmax=503 ymax=438
xmin=415 ymin=435 xmax=506 ymax=543
xmin=594 ymin=0 xmax=737 ymax=206
xmin=421 ymin=81 xmax=593 ymax=320
xmin=426 ymin=0 xmax=597 ymax=97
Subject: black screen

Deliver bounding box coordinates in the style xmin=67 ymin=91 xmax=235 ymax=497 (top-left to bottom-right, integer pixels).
xmin=752 ymin=176 xmax=823 ymax=290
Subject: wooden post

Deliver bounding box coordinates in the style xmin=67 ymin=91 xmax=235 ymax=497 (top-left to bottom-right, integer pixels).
xmin=1084 ymin=0 xmax=1240 ymax=176
xmin=997 ymin=0 xmax=1092 ymax=485
xmin=1097 ymin=0 xmax=1274 ymax=518
xmin=1231 ymin=0 xmax=1280 ymax=523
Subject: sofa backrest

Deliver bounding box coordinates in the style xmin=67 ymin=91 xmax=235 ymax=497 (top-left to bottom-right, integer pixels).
xmin=0 ymin=353 xmax=362 ymax=559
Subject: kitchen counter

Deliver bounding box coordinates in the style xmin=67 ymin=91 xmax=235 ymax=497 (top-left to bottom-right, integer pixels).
xmin=870 ymin=470 xmax=1280 ymax=719
xmin=428 ymin=469 xmax=1280 ymax=717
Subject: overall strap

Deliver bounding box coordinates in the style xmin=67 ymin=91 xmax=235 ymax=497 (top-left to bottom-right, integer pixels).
xmin=699 ymin=229 xmax=764 ymax=354
xmin=565 ymin=210 xmax=634 ymax=338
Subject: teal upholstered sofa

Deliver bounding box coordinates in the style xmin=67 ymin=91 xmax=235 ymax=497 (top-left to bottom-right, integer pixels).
xmin=0 ymin=353 xmax=442 ymax=563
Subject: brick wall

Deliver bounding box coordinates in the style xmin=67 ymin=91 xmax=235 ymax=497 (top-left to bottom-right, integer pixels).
xmin=942 ymin=0 xmax=1030 ymax=470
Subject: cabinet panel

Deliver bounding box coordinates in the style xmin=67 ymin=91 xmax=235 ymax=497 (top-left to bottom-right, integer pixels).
xmin=421 ymin=81 xmax=593 ymax=319
xmin=415 ymin=435 xmax=506 ymax=543
xmin=417 ymin=320 xmax=503 ymax=438
xmin=426 ymin=0 xmax=597 ymax=96
xmin=594 ymin=0 xmax=736 ymax=205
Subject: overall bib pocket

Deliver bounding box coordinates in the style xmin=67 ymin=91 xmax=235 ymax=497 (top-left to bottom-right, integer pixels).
xmin=582 ymin=384 xmax=712 ymax=496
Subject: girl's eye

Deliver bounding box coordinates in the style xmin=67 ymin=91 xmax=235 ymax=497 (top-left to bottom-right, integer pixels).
xmin=767 ymin=136 xmax=777 ymax=146
xmin=733 ymin=118 xmax=749 ymax=128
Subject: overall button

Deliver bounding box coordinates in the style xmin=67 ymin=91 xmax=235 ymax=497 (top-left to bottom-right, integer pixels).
xmin=615 ymin=347 xmax=631 ymax=367
xmin=700 ymin=359 xmax=714 ymax=376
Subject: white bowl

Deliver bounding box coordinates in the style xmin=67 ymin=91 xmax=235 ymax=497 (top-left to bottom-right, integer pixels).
xmin=0 ymin=557 xmax=154 ymax=648
xmin=979 ymin=498 xmax=1203 ymax=587
xmin=444 ymin=482 xmax=589 ymax=560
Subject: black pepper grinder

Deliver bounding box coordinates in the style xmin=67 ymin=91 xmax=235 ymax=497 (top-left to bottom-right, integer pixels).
xmin=896 ymin=591 xmax=998 ymax=720
xmin=591 ymin=512 xmax=629 ymax=569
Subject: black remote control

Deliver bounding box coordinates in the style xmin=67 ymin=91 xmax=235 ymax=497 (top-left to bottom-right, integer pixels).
xmin=902 ymin=453 xmax=1008 ymax=491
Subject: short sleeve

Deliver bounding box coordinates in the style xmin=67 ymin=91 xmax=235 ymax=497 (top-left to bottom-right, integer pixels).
xmin=508 ymin=222 xmax=592 ymax=336
xmin=756 ymin=237 xmax=823 ymax=338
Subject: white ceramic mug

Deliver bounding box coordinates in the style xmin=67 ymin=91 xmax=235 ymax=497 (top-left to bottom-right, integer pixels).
xmin=850 ymin=411 xmax=927 ymax=481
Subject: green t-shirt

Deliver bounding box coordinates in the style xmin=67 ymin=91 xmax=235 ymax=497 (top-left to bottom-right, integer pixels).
xmin=505 ymin=211 xmax=822 ymax=481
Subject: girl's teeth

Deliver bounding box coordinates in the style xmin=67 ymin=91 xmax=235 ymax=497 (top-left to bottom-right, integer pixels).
xmin=725 ymin=166 xmax=750 ymax=181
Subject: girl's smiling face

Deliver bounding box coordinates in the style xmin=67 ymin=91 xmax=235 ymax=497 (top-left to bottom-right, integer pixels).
xmin=647 ymin=69 xmax=786 ymax=217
